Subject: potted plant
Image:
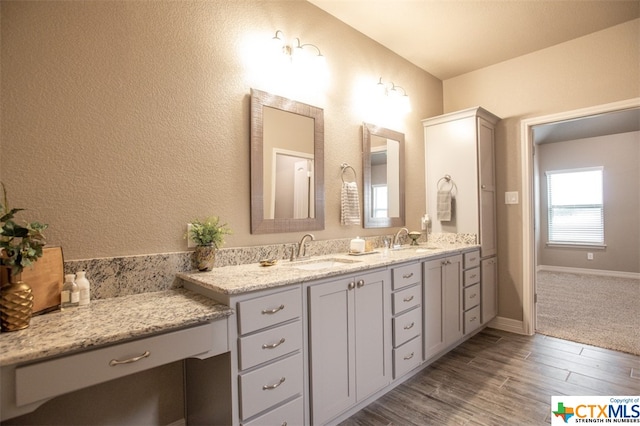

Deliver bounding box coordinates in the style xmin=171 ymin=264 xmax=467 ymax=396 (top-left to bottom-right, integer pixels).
xmin=0 ymin=183 xmax=48 ymax=331
xmin=186 ymin=216 xmax=231 ymax=271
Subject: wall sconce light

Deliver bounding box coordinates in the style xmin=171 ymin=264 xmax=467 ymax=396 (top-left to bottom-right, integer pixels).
xmin=376 ymin=77 xmax=411 ymax=113
xmin=271 ymin=30 xmax=326 ymax=68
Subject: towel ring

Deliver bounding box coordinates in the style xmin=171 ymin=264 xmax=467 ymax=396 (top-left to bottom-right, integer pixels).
xmin=341 ymin=162 xmax=357 ymax=184
xmin=437 ymin=174 xmax=458 ymax=194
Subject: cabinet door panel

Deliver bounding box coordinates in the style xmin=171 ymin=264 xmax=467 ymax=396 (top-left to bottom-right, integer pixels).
xmin=423 ymin=258 xmax=444 ymax=360
xmin=355 ymin=271 xmax=390 ymax=400
xmin=443 ymin=255 xmax=463 ymax=345
xmin=481 ymin=257 xmax=498 ymax=324
xmin=308 ymin=278 xmax=356 ymax=425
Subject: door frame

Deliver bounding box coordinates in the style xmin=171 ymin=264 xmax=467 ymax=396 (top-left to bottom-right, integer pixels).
xmin=519 ymin=97 xmax=640 ymax=335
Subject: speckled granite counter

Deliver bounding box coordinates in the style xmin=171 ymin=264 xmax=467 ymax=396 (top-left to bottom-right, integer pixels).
xmin=178 ymin=242 xmax=478 ymax=295
xmin=0 ymin=288 xmax=233 ymax=366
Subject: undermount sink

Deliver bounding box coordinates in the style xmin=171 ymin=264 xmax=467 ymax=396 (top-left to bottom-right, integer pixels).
xmin=289 ymin=258 xmax=360 ymax=271
xmin=392 ymin=245 xmax=441 ymax=252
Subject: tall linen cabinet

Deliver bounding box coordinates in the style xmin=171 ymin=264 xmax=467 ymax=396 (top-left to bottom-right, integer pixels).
xmin=422 ymin=107 xmax=500 ymax=325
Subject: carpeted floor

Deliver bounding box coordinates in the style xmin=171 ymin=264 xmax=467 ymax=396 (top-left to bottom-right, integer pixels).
xmin=536 ymin=270 xmax=640 ymax=355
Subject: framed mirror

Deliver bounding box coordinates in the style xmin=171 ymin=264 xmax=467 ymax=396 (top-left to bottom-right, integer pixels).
xmin=362 ymin=122 xmax=405 ymax=228
xmin=250 ymin=89 xmax=325 ymax=233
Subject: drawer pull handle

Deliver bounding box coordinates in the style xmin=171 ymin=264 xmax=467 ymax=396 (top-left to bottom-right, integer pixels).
xmin=469 ymin=274 xmax=477 ymax=279
xmin=263 ymin=377 xmax=286 ymax=390
xmin=404 ymin=352 xmax=415 ymax=360
xmin=262 ymin=304 xmax=285 ymax=315
xmin=404 ymin=322 xmax=415 ymax=330
xmin=109 ymin=351 xmax=150 ymax=367
xmin=470 ymin=294 xmax=477 ymax=299
xmin=357 ymin=280 xmax=365 ymax=288
xmin=402 ymin=272 xmax=414 ymax=279
xmin=469 ymin=257 xmax=477 ymax=262
xmin=262 ymin=338 xmax=286 ymax=349
xmin=403 ymin=295 xmax=414 ymax=302
xmin=470 ymin=316 xmax=477 ymax=322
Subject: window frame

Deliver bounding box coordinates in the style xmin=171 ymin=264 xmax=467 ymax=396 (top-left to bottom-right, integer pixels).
xmin=545 ymin=166 xmax=606 ymax=248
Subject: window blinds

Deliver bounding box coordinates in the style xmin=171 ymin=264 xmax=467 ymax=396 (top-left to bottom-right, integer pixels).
xmin=546 ymin=167 xmax=604 ymax=245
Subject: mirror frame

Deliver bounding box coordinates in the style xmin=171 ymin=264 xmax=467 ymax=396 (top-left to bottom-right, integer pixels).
xmin=250 ymin=88 xmax=325 ymax=234
xmin=362 ymin=122 xmax=405 ymax=228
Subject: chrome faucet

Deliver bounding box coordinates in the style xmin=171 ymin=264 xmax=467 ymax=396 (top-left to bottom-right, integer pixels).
xmin=392 ymin=228 xmax=409 ymax=248
xmin=292 ymin=233 xmax=315 ymax=260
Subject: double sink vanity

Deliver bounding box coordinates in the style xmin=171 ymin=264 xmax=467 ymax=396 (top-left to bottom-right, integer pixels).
xmin=0 ymin=239 xmax=496 ymax=426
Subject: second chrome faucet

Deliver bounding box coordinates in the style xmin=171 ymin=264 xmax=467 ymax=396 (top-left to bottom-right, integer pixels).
xmin=291 ymin=233 xmax=315 ymax=261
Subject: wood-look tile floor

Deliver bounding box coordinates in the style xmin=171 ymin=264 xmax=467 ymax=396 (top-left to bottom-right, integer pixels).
xmin=340 ymin=329 xmax=640 ymax=426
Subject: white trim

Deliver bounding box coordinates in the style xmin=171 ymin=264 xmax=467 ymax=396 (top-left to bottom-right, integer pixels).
xmin=519 ymin=97 xmax=640 ymax=338
xmin=487 ymin=316 xmax=527 ymax=335
xmin=537 ymin=265 xmax=640 ymax=280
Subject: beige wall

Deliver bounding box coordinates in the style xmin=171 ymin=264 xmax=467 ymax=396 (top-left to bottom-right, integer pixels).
xmin=1 ymin=0 xmax=442 ymax=261
xmin=443 ymin=19 xmax=640 ymax=321
xmin=537 ymin=131 xmax=640 ymax=273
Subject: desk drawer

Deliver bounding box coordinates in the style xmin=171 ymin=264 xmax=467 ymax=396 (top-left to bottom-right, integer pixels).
xmin=464 ymin=267 xmax=480 ymax=287
xmin=392 ymin=263 xmax=421 ymax=290
xmin=393 ymin=336 xmax=422 ymax=379
xmin=239 ymin=352 xmax=303 ymax=420
xmin=239 ymin=320 xmax=302 ymax=370
xmin=464 ymin=283 xmax=480 ymax=310
xmin=392 ymin=284 xmax=421 ymax=314
xmin=238 ymin=287 xmax=301 ymax=335
xmin=16 ymin=321 xmax=225 ymax=407
xmin=392 ymin=307 xmax=422 ymax=347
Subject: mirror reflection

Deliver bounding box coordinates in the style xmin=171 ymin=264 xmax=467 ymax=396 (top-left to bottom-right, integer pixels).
xmin=250 ymin=89 xmax=325 ymax=234
xmin=362 ymin=122 xmax=405 ymax=228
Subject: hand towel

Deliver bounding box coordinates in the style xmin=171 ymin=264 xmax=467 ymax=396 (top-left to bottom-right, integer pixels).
xmin=437 ymin=190 xmax=452 ymax=221
xmin=341 ymin=181 xmax=361 ymax=226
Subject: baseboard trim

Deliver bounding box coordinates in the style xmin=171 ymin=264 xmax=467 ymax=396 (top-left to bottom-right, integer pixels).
xmin=488 ymin=316 xmax=529 ymax=335
xmin=537 ymin=265 xmax=640 ymax=280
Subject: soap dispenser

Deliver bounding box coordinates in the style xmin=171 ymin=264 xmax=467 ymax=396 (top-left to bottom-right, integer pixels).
xmin=61 ymin=274 xmax=79 ymax=310
xmin=75 ymin=271 xmax=91 ymax=306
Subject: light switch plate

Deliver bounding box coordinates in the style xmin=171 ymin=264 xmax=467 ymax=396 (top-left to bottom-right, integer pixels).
xmin=505 ymin=191 xmax=519 ymax=204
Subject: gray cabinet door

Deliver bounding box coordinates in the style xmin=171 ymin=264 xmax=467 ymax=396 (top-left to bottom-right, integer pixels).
xmin=478 ymin=117 xmax=497 ymax=258
xmin=309 ymin=276 xmax=356 ymax=425
xmin=443 ymin=255 xmax=463 ymax=345
xmin=308 ymin=270 xmax=389 ymax=425
xmin=423 ymin=258 xmax=445 ymax=360
xmin=481 ymin=257 xmax=498 ymax=323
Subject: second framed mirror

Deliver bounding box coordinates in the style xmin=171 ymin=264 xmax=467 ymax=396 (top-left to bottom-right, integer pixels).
xmin=362 ymin=122 xmax=405 ymax=228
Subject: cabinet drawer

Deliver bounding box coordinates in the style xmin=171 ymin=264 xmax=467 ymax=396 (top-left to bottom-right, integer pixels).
xmin=238 ymin=287 xmax=301 ymax=335
xmin=242 ymin=395 xmax=303 ymax=426
xmin=392 ymin=284 xmax=421 ymax=314
xmin=464 ymin=267 xmax=480 ymax=287
xmin=464 ymin=283 xmax=480 ymax=310
xmin=16 ymin=321 xmax=225 ymax=407
xmin=239 ymin=352 xmax=303 ymax=420
xmin=464 ymin=251 xmax=480 ymax=269
xmin=392 ymin=307 xmax=422 ymax=347
xmin=393 ymin=336 xmax=422 ymax=379
xmin=392 ymin=263 xmax=421 ymax=290
xmin=464 ymin=305 xmax=481 ymax=335
xmin=239 ymin=320 xmax=302 ymax=370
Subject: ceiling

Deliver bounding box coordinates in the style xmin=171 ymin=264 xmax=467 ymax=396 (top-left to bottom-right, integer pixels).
xmin=308 ymin=0 xmax=640 ymax=80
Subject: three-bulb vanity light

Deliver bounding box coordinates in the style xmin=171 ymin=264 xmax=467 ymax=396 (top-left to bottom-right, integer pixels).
xmin=376 ymin=77 xmax=412 ymax=113
xmin=271 ymin=30 xmax=326 ymax=68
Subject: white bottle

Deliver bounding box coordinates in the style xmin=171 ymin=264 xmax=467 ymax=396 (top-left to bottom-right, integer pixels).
xmin=350 ymin=237 xmax=365 ymax=253
xmin=75 ymin=271 xmax=91 ymax=306
xmin=61 ymin=274 xmax=79 ymax=310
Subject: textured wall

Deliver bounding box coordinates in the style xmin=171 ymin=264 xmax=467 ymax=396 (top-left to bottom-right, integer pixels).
xmin=1 ymin=0 xmax=442 ymax=261
xmin=443 ymin=19 xmax=640 ymax=321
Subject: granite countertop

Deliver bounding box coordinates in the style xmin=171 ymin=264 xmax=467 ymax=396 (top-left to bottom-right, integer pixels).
xmin=0 ymin=288 xmax=233 ymax=366
xmin=178 ymin=242 xmax=479 ymax=295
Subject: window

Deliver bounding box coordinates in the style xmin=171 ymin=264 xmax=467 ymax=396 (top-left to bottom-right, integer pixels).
xmin=546 ymin=167 xmax=604 ymax=245
xmin=371 ymin=185 xmax=388 ymax=218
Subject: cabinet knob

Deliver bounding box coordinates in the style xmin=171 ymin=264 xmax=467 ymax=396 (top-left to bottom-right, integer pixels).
xmin=348 ymin=281 xmax=355 ymax=290
xmin=356 ymin=280 xmax=365 ymax=288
